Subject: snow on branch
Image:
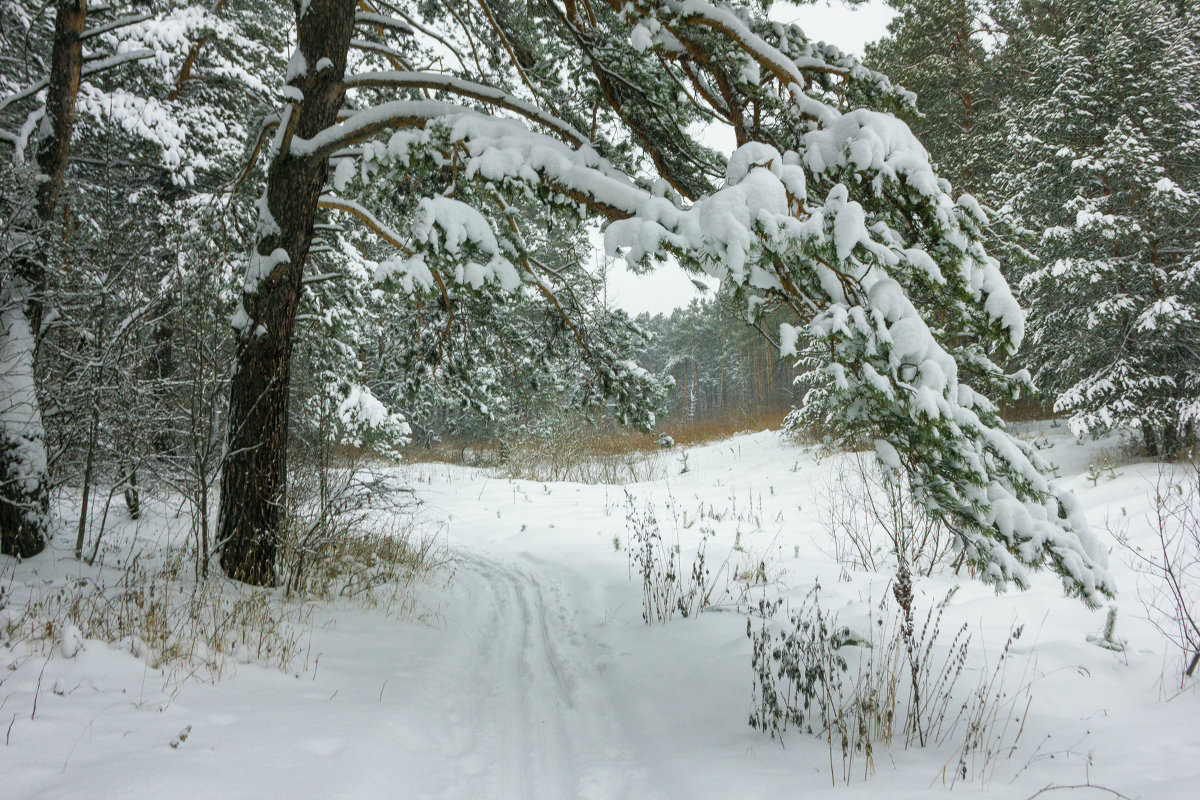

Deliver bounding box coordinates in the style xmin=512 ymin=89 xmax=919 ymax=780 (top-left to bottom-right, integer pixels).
xmin=353 ymin=11 xmax=413 ymax=36
xmin=317 ymin=194 xmax=410 ymax=252
xmin=294 ymin=102 xmax=641 ymax=225
xmin=344 ymin=71 xmax=590 ymax=146
xmin=0 ymin=49 xmax=155 ymax=159
xmin=349 ymin=39 xmax=411 ymax=66
xmin=290 ymin=99 xmax=459 ymax=159
xmin=80 ymin=12 xmax=155 ymax=41
xmin=81 ymin=49 xmax=157 ymax=76
xmin=616 ymin=0 xmax=838 ymax=124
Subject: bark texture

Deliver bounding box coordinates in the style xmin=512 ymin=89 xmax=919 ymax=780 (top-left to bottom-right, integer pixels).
xmin=217 ymin=0 xmax=357 ymax=585
xmin=1 ymin=0 xmax=86 ymax=558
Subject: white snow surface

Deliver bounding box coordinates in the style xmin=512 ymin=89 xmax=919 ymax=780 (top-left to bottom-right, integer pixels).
xmin=2 ymin=426 xmax=1197 ymax=798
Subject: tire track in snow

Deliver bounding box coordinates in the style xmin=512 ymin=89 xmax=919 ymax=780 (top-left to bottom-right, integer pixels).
xmin=443 ymin=551 xmax=650 ymax=800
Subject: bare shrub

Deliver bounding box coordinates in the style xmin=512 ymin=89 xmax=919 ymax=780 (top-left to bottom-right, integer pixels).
xmin=747 ymin=587 xmax=891 ymax=785
xmin=624 ymin=492 xmax=728 ymax=624
xmin=280 ymin=512 xmax=446 ymax=614
xmin=818 ymin=453 xmax=956 ymax=577
xmin=748 ymin=578 xmax=1034 ymax=786
xmin=279 ymin=460 xmax=446 ymax=608
xmin=1114 ymin=457 xmax=1200 ymax=685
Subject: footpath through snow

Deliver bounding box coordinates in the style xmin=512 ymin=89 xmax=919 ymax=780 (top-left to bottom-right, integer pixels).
xmin=2 ymin=427 xmax=1199 ymax=798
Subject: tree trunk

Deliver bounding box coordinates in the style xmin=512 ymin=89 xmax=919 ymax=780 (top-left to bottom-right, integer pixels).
xmin=122 ymin=466 xmax=140 ymax=520
xmin=36 ymin=1 xmax=87 ymax=225
xmin=73 ymin=403 xmax=99 ymax=559
xmin=0 ymin=300 xmax=50 ymax=557
xmin=1 ymin=0 xmax=86 ymax=559
xmin=150 ymin=299 xmax=176 ymax=455
xmin=217 ymin=0 xmax=357 ymax=586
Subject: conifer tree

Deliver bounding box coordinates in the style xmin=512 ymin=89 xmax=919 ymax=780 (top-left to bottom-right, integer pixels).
xmin=871 ymin=0 xmax=1200 ymax=455
xmin=1 ymin=0 xmax=292 ymax=558
xmin=867 ymin=0 xmax=1004 ymax=196
xmin=211 ymin=0 xmax=1113 ymax=601
xmin=0 ymin=0 xmax=151 ymax=557
xmin=996 ymin=0 xmax=1200 ymax=455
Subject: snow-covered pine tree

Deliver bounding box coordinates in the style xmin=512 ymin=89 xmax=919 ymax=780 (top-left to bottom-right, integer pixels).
xmin=867 ymin=0 xmax=1005 ymax=197
xmin=214 ymin=0 xmax=1113 ymax=603
xmin=0 ymin=0 xmax=160 ymax=557
xmin=337 ymin=149 xmax=667 ymax=446
xmin=997 ymin=0 xmax=1200 ymax=456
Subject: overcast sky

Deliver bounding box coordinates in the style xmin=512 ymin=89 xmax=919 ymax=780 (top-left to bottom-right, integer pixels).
xmin=603 ymin=0 xmax=897 ymax=318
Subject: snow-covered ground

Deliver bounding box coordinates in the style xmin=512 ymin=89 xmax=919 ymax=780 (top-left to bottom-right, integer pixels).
xmin=2 ymin=425 xmax=1197 ymax=798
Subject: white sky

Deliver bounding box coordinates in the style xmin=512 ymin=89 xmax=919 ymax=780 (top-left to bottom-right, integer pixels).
xmin=603 ymin=0 xmax=897 ymax=318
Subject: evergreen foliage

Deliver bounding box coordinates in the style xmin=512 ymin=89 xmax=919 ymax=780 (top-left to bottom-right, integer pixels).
xmin=0 ymin=0 xmax=1119 ymax=602
xmin=871 ymin=0 xmax=1200 ymax=456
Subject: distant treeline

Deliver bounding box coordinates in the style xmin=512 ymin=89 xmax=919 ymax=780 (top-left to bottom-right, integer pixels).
xmin=636 ymin=295 xmax=799 ymax=425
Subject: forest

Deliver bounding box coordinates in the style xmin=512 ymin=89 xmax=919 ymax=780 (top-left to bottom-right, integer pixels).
xmin=1 ymin=0 xmax=1197 ymax=798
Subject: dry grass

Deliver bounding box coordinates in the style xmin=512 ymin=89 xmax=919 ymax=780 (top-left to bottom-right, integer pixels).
xmin=501 ymin=427 xmax=667 ymax=483
xmin=277 ymin=457 xmax=448 ymax=606
xmin=395 ymin=407 xmax=799 ymax=485
xmin=659 ymin=406 xmax=788 ymax=448
xmin=0 ymin=549 xmax=317 ymax=682
xmin=406 ymin=398 xmax=1071 ymax=488
xmin=1 ymin=477 xmax=447 ymax=686
xmin=497 ymin=408 xmax=796 ymax=483
xmin=279 ymin=513 xmax=448 ymax=613
xmin=623 ymin=492 xmax=732 ymax=623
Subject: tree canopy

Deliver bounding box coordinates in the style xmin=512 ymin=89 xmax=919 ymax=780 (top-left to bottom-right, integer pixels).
xmin=1 ymin=0 xmax=1115 ymax=603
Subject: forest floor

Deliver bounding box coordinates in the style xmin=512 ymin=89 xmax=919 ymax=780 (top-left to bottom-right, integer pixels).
xmin=2 ymin=424 xmax=1198 ymax=799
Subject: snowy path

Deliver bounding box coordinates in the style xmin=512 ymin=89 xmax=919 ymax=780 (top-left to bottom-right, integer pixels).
xmin=1 ymin=544 xmax=656 ymax=800
xmin=434 ymin=551 xmax=651 ymax=800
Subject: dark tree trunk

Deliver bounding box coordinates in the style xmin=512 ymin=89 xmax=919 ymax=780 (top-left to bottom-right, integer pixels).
xmin=150 ymin=298 xmax=177 ymax=454
xmin=217 ymin=0 xmax=357 ymax=586
xmin=28 ymin=0 xmax=87 ymax=337
xmin=1 ymin=0 xmax=86 ymax=559
xmin=122 ymin=465 xmax=140 ymax=520
xmin=36 ymin=1 xmax=86 ymax=219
